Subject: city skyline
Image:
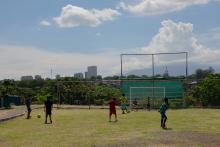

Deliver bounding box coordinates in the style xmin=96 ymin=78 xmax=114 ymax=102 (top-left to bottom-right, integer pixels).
xmin=0 ymin=0 xmax=220 ymax=80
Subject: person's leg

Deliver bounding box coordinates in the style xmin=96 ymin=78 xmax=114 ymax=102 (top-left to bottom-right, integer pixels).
xmin=115 ymin=112 xmax=117 ymax=121
xmin=161 ymin=113 xmax=165 ymax=128
xmin=45 ymin=113 xmax=48 ymax=124
xmin=49 ymin=114 xmax=52 ymax=123
xmin=163 ymin=114 xmax=167 ymax=128
xmin=122 ymin=109 xmax=125 ymax=114
xmin=28 ymin=108 xmax=32 ymax=118
xmin=27 ymin=111 xmax=30 ymax=119
xmin=109 ymin=111 xmax=112 ymax=122
xmin=26 ymin=109 xmax=29 ymax=119
xmin=26 ymin=107 xmax=29 ymax=119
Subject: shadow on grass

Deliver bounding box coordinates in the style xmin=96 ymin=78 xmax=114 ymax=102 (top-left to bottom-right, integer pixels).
xmin=163 ymin=127 xmax=172 ymax=130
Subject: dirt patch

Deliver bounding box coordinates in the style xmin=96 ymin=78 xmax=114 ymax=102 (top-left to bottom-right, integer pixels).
xmin=0 ymin=140 xmax=7 ymax=147
xmin=94 ymin=131 xmax=220 ymax=147
xmin=153 ymin=131 xmax=220 ymax=147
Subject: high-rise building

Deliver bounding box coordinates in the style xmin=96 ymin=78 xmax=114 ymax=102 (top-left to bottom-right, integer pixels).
xmin=86 ymin=66 xmax=97 ymax=79
xmin=85 ymin=72 xmax=88 ymax=79
xmin=74 ymin=73 xmax=84 ymax=79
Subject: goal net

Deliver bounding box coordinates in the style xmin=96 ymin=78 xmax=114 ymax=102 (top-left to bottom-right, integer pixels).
xmin=129 ymin=86 xmax=165 ymax=109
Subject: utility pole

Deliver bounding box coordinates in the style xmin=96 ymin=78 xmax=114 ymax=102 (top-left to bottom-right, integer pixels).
xmin=50 ymin=69 xmax=53 ymax=79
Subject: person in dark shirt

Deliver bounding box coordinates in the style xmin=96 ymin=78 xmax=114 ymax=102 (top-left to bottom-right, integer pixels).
xmin=147 ymin=97 xmax=151 ymax=111
xmin=25 ymin=96 xmax=32 ymax=119
xmin=108 ymin=98 xmax=117 ymax=122
xmin=132 ymin=98 xmax=138 ymax=111
xmin=44 ymin=96 xmax=53 ymax=124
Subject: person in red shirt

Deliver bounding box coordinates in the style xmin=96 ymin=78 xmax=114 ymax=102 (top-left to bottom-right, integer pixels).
xmin=108 ymin=98 xmax=117 ymax=122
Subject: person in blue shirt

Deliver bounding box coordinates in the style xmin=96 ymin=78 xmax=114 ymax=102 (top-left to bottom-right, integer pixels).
xmin=159 ymin=97 xmax=169 ymax=129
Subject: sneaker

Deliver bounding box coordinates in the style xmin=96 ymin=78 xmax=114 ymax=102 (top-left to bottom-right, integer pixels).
xmin=162 ymin=125 xmax=167 ymax=129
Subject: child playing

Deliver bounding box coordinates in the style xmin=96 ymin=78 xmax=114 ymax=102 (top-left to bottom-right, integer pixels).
xmin=132 ymin=98 xmax=138 ymax=111
xmin=44 ymin=96 xmax=53 ymax=124
xmin=108 ymin=98 xmax=117 ymax=122
xmin=159 ymin=97 xmax=169 ymax=129
xmin=25 ymin=96 xmax=32 ymax=119
xmin=120 ymin=94 xmax=129 ymax=114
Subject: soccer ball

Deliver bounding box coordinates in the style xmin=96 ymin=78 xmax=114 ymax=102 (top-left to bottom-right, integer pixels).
xmin=37 ymin=114 xmax=41 ymax=118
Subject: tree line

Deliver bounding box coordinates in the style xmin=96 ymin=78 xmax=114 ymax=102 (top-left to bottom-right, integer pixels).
xmin=0 ymin=67 xmax=220 ymax=106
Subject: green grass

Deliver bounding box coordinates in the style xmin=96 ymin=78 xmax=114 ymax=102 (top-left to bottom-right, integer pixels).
xmin=1 ymin=108 xmax=220 ymax=147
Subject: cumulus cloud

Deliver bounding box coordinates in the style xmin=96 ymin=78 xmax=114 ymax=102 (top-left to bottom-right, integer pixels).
xmin=117 ymin=0 xmax=211 ymax=16
xmin=122 ymin=20 xmax=220 ymax=74
xmin=40 ymin=20 xmax=51 ymax=26
xmin=53 ymin=4 xmax=120 ymax=28
xmin=141 ymin=19 xmax=220 ymax=64
xmin=0 ymin=45 xmax=120 ymax=80
xmin=141 ymin=20 xmax=194 ymax=53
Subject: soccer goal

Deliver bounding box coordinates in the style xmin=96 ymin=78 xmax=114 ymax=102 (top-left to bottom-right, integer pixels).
xmin=120 ymin=52 xmax=188 ymax=109
xmin=129 ymin=86 xmax=165 ymax=109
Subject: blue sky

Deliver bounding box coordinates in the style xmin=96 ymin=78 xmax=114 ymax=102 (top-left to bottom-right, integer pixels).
xmin=0 ymin=0 xmax=220 ymax=79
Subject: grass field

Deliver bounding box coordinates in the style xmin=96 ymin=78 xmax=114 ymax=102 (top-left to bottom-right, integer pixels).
xmin=1 ymin=108 xmax=220 ymax=147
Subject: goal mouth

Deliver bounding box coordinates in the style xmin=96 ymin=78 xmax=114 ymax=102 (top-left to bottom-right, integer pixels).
xmin=129 ymin=86 xmax=165 ymax=108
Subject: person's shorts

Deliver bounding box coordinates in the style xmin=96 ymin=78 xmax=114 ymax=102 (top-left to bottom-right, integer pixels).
xmin=110 ymin=109 xmax=116 ymax=115
xmin=121 ymin=104 xmax=127 ymax=110
xmin=46 ymin=110 xmax=52 ymax=115
xmin=161 ymin=113 xmax=167 ymax=119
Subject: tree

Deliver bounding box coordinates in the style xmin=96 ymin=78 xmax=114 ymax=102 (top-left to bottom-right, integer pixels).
xmin=192 ymin=74 xmax=220 ymax=106
xmin=127 ymin=75 xmax=140 ymax=79
xmin=103 ymin=75 xmax=120 ymax=80
xmin=195 ymin=67 xmax=215 ymax=79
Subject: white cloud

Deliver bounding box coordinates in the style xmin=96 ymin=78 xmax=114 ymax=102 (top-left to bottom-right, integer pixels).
xmin=118 ymin=0 xmax=211 ymax=16
xmin=2 ymin=20 xmax=220 ymax=79
xmin=122 ymin=20 xmax=220 ymax=74
xmin=141 ymin=19 xmax=220 ymax=65
xmin=40 ymin=20 xmax=51 ymax=26
xmin=0 ymin=45 xmax=120 ymax=80
xmin=54 ymin=4 xmax=120 ymax=28
xmin=141 ymin=20 xmax=195 ymax=53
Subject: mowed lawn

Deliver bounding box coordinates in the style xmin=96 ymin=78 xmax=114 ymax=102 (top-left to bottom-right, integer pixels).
xmin=1 ymin=108 xmax=220 ymax=147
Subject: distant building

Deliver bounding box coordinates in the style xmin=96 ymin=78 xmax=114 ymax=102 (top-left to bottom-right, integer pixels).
xmin=56 ymin=75 xmax=61 ymax=79
xmin=35 ymin=75 xmax=42 ymax=80
xmin=74 ymin=73 xmax=84 ymax=79
xmin=21 ymin=76 xmax=33 ymax=81
xmin=85 ymin=66 xmax=97 ymax=79
xmin=85 ymin=72 xmax=88 ymax=79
